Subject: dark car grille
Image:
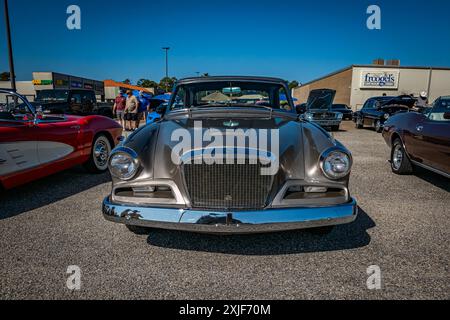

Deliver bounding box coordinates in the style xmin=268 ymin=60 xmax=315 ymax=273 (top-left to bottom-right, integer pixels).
xmin=312 ymin=112 xmax=335 ymax=120
xmin=183 ymin=162 xmax=273 ymax=210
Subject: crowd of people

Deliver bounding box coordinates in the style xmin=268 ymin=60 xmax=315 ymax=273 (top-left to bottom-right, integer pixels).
xmin=112 ymin=90 xmax=152 ymax=131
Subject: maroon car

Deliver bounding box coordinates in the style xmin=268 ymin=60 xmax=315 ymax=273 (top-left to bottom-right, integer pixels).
xmin=382 ymin=96 xmax=450 ymax=178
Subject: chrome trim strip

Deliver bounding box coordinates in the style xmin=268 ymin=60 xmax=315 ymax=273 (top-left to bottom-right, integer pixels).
xmin=411 ymin=160 xmax=450 ymax=178
xmin=102 ymin=197 xmax=358 ymax=234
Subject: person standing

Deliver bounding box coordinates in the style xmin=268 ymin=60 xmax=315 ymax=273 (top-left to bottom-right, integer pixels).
xmin=113 ymin=91 xmax=126 ymax=129
xmin=125 ymin=90 xmax=139 ymax=131
xmin=416 ymin=91 xmax=429 ymax=108
xmin=137 ymin=91 xmax=150 ymax=128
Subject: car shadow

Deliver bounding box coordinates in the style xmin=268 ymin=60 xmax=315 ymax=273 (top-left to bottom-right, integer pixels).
xmin=413 ymin=166 xmax=450 ymax=192
xmin=0 ymin=166 xmax=111 ymax=220
xmin=145 ymin=207 xmax=375 ymax=256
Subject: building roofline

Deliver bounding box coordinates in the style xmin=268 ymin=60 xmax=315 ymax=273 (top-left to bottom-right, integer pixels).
xmin=295 ymin=64 xmax=450 ymax=89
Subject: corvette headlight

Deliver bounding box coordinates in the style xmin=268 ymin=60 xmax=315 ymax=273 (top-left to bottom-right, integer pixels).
xmin=384 ymin=113 xmax=390 ymax=120
xmin=320 ymin=149 xmax=352 ymax=180
xmin=109 ymin=148 xmax=139 ymax=180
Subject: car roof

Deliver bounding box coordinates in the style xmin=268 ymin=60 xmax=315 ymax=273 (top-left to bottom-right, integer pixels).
xmin=177 ymin=76 xmax=288 ymax=85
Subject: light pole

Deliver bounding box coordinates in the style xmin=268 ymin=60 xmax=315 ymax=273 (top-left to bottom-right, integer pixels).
xmin=162 ymin=47 xmax=170 ymax=78
xmin=4 ymin=0 xmax=16 ymax=91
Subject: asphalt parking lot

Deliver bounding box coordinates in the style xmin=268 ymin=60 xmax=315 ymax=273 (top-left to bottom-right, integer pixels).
xmin=0 ymin=121 xmax=449 ymax=300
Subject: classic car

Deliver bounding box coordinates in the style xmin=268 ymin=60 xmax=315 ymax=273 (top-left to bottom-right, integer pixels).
xmin=33 ymin=89 xmax=114 ymax=118
xmin=354 ymin=95 xmax=416 ymax=133
xmin=332 ymin=104 xmax=353 ymax=121
xmin=299 ymin=89 xmax=343 ymax=131
xmin=102 ymin=76 xmax=357 ymax=235
xmin=382 ymin=96 xmax=450 ymax=178
xmin=0 ymin=89 xmax=123 ymax=190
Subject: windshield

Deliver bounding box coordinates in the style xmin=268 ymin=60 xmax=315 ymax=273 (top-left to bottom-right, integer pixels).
xmin=332 ymin=104 xmax=349 ymax=109
xmin=169 ymin=81 xmax=293 ymax=112
xmin=0 ymin=92 xmax=34 ymax=121
xmin=36 ymin=90 xmax=69 ymax=102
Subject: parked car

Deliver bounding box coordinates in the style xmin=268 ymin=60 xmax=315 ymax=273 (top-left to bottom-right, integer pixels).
xmin=33 ymin=89 xmax=114 ymax=118
xmin=146 ymin=103 xmax=167 ymax=125
xmin=0 ymin=89 xmax=123 ymax=190
xmin=354 ymin=95 xmax=416 ymax=133
xmin=298 ymin=89 xmax=343 ymax=131
xmin=102 ymin=76 xmax=357 ymax=235
xmin=382 ymin=96 xmax=450 ymax=178
xmin=332 ymin=104 xmax=353 ymax=121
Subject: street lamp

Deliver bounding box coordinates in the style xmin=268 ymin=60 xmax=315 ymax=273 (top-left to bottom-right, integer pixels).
xmin=162 ymin=47 xmax=170 ymax=78
xmin=3 ymin=0 xmax=16 ymax=91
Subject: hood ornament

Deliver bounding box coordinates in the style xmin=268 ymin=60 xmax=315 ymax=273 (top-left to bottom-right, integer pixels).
xmin=223 ymin=120 xmax=239 ymax=128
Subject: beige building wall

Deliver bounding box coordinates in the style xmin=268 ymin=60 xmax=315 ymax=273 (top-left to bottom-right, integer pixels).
xmin=429 ymin=69 xmax=450 ymax=101
xmin=292 ymin=68 xmax=353 ymax=106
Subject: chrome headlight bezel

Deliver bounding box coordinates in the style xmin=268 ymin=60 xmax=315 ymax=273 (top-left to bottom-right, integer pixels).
xmin=383 ymin=113 xmax=390 ymax=120
xmin=108 ymin=147 xmax=140 ymax=180
xmin=319 ymin=148 xmax=352 ymax=180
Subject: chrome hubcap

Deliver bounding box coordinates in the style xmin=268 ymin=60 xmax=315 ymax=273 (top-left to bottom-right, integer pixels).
xmin=94 ymin=139 xmax=109 ymax=168
xmin=392 ymin=145 xmax=403 ymax=170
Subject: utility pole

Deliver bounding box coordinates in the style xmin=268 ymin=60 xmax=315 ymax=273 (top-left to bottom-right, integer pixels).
xmin=4 ymin=0 xmax=16 ymax=90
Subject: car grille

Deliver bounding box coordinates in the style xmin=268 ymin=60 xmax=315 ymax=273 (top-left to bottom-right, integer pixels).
xmin=312 ymin=112 xmax=334 ymax=120
xmin=183 ymin=162 xmax=273 ymax=210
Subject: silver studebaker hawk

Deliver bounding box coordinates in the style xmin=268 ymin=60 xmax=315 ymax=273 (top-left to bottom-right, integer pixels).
xmin=102 ymin=76 xmax=357 ymax=235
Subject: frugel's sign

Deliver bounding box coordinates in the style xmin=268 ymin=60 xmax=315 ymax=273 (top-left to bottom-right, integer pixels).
xmin=360 ymin=70 xmax=400 ymax=89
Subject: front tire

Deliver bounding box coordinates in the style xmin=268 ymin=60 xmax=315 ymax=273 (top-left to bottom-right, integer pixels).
xmin=375 ymin=120 xmax=383 ymax=133
xmin=355 ymin=117 xmax=363 ymax=129
xmin=331 ymin=125 xmax=340 ymax=132
xmin=84 ymin=134 xmax=112 ymax=173
xmin=391 ymin=139 xmax=413 ymax=175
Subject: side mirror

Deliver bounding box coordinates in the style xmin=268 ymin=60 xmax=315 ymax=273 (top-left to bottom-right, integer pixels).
xmin=443 ymin=112 xmax=450 ymax=120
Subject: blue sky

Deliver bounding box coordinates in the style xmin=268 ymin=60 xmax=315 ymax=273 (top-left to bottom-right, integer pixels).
xmin=1 ymin=0 xmax=450 ymax=84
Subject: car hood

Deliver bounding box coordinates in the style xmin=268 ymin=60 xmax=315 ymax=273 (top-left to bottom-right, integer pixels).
xmin=122 ymin=110 xmax=342 ymax=186
xmin=380 ymin=105 xmax=410 ymax=115
xmin=306 ymin=89 xmax=336 ymax=111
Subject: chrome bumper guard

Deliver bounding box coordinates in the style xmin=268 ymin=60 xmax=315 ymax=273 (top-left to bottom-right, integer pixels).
xmin=102 ymin=197 xmax=358 ymax=234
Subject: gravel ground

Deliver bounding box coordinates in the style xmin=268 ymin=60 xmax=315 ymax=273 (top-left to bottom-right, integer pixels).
xmin=0 ymin=121 xmax=449 ymax=300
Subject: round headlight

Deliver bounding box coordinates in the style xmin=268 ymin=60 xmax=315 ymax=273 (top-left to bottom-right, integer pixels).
xmin=384 ymin=113 xmax=390 ymax=120
xmin=304 ymin=112 xmax=314 ymax=121
xmin=109 ymin=149 xmax=139 ymax=180
xmin=320 ymin=149 xmax=352 ymax=180
xmin=336 ymin=112 xmax=343 ymax=120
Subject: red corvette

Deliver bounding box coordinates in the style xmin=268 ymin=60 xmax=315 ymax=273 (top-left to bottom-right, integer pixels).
xmin=0 ymin=89 xmax=122 ymax=190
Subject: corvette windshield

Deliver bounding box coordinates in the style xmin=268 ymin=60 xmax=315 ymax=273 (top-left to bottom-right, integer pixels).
xmin=36 ymin=90 xmax=69 ymax=102
xmin=170 ymin=81 xmax=292 ymax=111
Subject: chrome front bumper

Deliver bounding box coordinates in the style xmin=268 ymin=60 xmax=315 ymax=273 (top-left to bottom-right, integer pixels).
xmin=102 ymin=197 xmax=358 ymax=234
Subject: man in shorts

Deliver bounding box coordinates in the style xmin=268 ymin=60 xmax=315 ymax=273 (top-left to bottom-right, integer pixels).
xmin=113 ymin=91 xmax=126 ymax=129
xmin=125 ymin=90 xmax=139 ymax=131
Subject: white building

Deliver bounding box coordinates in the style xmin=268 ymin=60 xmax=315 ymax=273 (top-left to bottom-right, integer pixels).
xmin=293 ymin=64 xmax=450 ymax=110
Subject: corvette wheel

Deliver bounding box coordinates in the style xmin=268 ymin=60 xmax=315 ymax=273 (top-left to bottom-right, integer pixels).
xmin=391 ymin=139 xmax=413 ymax=175
xmin=375 ymin=120 xmax=382 ymax=133
xmin=84 ymin=134 xmax=111 ymax=173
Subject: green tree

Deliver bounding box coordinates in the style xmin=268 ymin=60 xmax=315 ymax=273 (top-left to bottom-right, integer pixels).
xmin=0 ymin=72 xmax=10 ymax=81
xmin=123 ymin=79 xmax=132 ymax=85
xmin=288 ymin=80 xmax=300 ymax=90
xmin=137 ymin=79 xmax=158 ymax=88
xmin=159 ymin=77 xmax=177 ymax=92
